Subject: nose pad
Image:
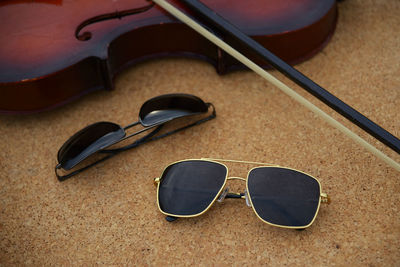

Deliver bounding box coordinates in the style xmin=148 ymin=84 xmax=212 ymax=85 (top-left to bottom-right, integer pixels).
xmin=217 ymin=187 xmax=230 ymax=203
xmin=244 ymin=189 xmax=252 ymax=207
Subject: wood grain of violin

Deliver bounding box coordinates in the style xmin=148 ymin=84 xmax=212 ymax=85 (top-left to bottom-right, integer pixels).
xmin=0 ymin=0 xmax=337 ymax=114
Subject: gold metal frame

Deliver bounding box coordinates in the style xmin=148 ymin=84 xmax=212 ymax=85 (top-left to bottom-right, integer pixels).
xmin=154 ymin=158 xmax=330 ymax=229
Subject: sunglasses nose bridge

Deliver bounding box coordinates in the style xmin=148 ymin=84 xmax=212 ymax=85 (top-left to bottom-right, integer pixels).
xmin=226 ymin=176 xmax=246 ymax=192
xmin=226 ymin=176 xmax=246 ymax=182
xmin=220 ymin=177 xmax=247 ymax=201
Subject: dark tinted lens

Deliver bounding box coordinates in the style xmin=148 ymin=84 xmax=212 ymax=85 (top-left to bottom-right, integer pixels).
xmin=57 ymin=122 xmax=125 ymax=170
xmin=247 ymin=167 xmax=321 ymax=227
xmin=158 ymin=160 xmax=227 ymax=216
xmin=139 ymin=94 xmax=208 ymax=126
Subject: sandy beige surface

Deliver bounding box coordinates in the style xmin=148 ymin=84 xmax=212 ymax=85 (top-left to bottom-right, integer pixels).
xmin=1 ymin=0 xmax=399 ymax=265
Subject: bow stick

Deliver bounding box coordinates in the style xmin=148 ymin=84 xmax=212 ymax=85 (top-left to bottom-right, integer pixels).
xmin=152 ymin=0 xmax=400 ymax=171
xmin=174 ymin=0 xmax=400 ymax=156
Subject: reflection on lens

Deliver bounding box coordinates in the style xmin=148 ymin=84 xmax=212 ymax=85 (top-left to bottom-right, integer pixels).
xmin=139 ymin=94 xmax=208 ymax=126
xmin=57 ymin=122 xmax=125 ymax=170
xmin=247 ymin=167 xmax=321 ymax=227
xmin=158 ymin=160 xmax=227 ymax=216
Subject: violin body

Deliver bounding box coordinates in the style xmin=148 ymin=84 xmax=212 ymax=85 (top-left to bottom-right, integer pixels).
xmin=0 ymin=0 xmax=337 ymax=114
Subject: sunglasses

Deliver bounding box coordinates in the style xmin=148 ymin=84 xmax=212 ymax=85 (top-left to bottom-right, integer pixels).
xmin=55 ymin=94 xmax=215 ymax=181
xmin=154 ymin=158 xmax=330 ymax=229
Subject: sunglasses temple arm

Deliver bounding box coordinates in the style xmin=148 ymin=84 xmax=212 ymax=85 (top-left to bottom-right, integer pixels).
xmin=125 ymin=102 xmax=215 ymax=140
xmin=114 ymin=102 xmax=216 ymax=150
xmin=123 ymin=121 xmax=140 ymax=131
xmin=143 ymin=102 xmax=216 ymax=143
xmin=101 ymin=125 xmax=164 ymax=153
xmin=121 ymin=124 xmax=160 ymax=141
xmin=114 ymin=102 xmax=216 ymax=147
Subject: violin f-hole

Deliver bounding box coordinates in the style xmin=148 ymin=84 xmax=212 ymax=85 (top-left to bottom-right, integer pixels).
xmin=75 ymin=2 xmax=155 ymax=41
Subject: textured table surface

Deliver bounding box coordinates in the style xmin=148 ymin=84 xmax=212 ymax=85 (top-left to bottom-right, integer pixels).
xmin=1 ymin=0 xmax=399 ymax=265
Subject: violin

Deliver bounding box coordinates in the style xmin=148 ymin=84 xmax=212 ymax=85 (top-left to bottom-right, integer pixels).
xmin=0 ymin=0 xmax=338 ymax=114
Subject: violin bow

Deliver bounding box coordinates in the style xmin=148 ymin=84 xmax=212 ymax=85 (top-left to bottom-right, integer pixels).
xmin=152 ymin=0 xmax=400 ymax=171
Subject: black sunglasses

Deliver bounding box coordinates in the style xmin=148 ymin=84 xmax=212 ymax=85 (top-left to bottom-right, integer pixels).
xmin=154 ymin=158 xmax=330 ymax=229
xmin=55 ymin=94 xmax=216 ymax=181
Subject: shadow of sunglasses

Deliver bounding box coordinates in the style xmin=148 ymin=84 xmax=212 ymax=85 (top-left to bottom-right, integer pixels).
xmin=55 ymin=93 xmax=216 ymax=181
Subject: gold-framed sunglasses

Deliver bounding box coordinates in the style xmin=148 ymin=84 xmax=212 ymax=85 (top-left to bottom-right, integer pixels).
xmin=154 ymin=158 xmax=330 ymax=229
